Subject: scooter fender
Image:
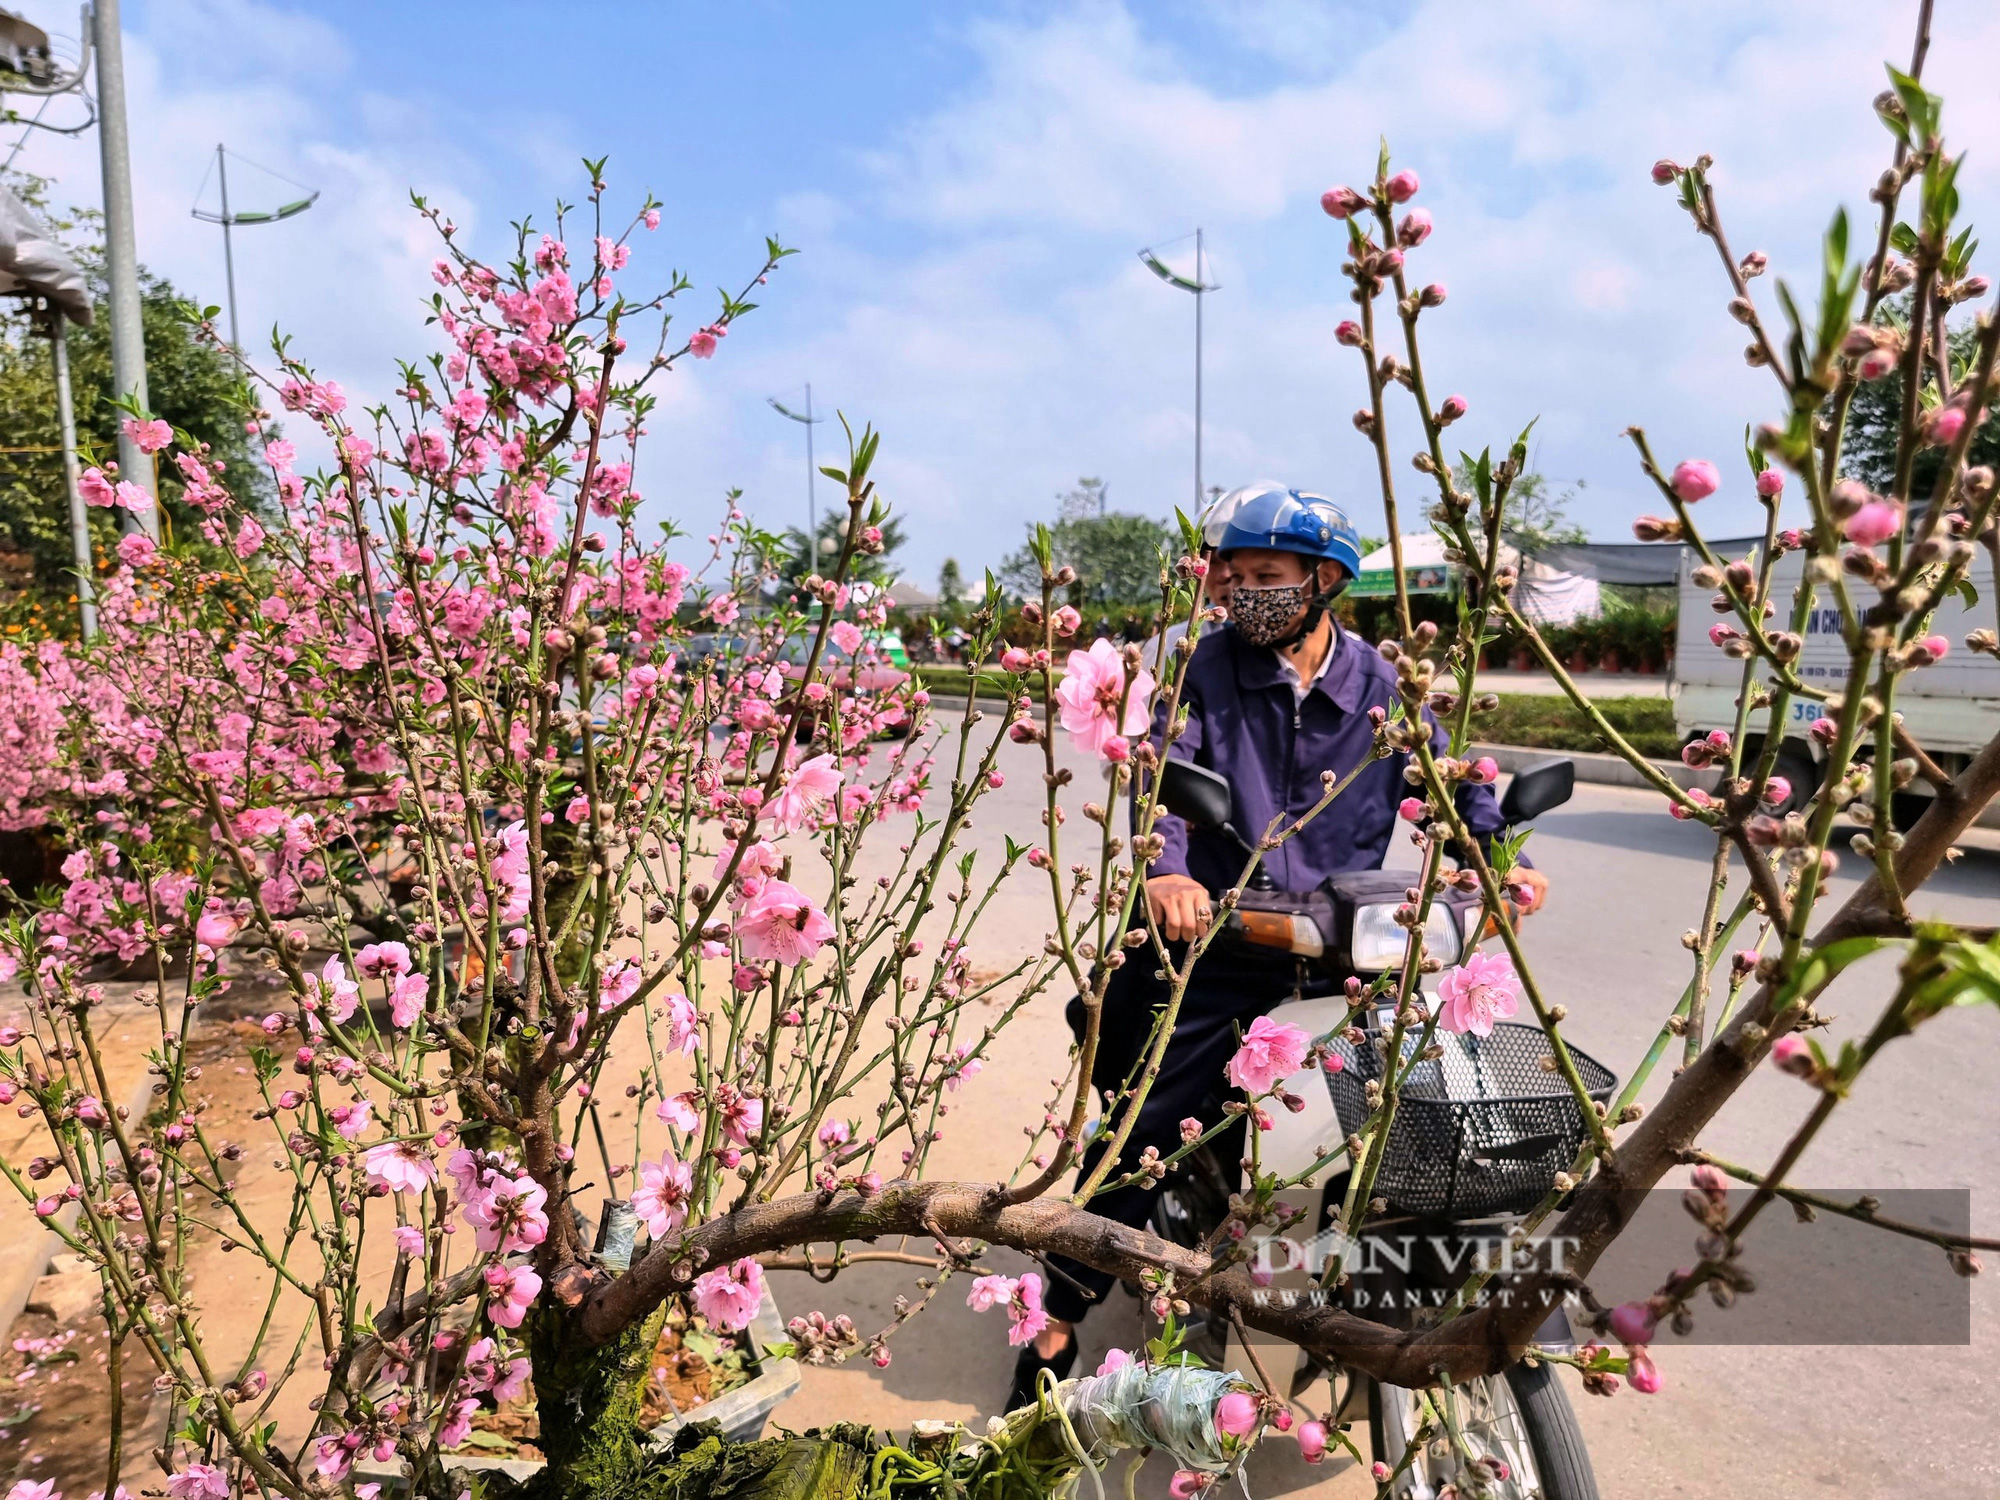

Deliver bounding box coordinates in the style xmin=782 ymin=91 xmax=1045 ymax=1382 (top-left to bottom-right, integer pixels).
xmin=1257 ymin=994 xmax=1353 ymax=1182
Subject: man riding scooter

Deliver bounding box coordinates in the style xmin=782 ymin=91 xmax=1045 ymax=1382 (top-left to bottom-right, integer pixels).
xmin=1009 ymin=482 xmax=1548 ymax=1407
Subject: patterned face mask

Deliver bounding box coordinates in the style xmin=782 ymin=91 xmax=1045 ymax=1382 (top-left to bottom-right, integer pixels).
xmin=1229 ymin=580 xmax=1315 ymax=646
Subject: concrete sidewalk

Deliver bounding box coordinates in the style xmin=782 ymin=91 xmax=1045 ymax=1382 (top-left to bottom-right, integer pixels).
xmin=1474 ymin=667 xmax=1669 ymax=698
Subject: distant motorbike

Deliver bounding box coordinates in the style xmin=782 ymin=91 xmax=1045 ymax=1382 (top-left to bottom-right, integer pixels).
xmin=1128 ymin=755 xmax=1609 ymax=1500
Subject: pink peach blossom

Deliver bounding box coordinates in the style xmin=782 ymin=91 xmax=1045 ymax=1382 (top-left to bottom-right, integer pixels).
xmin=1225 ymin=1016 xmax=1311 ymax=1096
xmin=1436 ymin=950 xmax=1523 ymax=1037
xmin=1055 ymin=639 xmax=1154 ymax=760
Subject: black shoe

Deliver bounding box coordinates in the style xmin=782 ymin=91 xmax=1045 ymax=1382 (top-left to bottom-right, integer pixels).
xmin=1005 ymin=1328 xmax=1078 ymax=1413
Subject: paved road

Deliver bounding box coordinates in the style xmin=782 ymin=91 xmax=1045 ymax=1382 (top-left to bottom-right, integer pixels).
xmin=770 ymin=730 xmax=1999 ymax=1497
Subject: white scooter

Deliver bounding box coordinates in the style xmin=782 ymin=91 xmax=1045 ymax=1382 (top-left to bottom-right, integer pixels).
xmin=1143 ymin=756 xmax=1608 ymax=1500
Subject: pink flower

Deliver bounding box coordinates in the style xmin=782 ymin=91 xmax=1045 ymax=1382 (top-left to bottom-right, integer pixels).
xmin=645 ymin=208 xmax=661 ymax=230
xmin=465 ymin=1174 xmax=550 ymax=1255
xmin=1398 ymin=797 xmax=1428 ymax=822
xmin=830 ymin=620 xmax=864 ymax=654
xmin=1468 ymin=756 xmax=1498 ymax=784
xmin=1214 ymin=1390 xmax=1259 ymax=1437
xmin=1000 ymin=647 xmax=1033 ymax=672
xmin=1436 ymin=950 xmax=1523 ymax=1037
xmin=692 ymin=1257 xmax=765 ymax=1332
xmin=1168 ymin=1473 xmax=1208 ymax=1499
xmin=393 ymin=1224 xmax=424 ymax=1256
xmin=736 ymin=879 xmax=836 ymax=965
xmin=665 ymin=994 xmax=702 ymax=1056
xmin=817 ymin=1119 xmax=851 ymax=1147
xmin=1914 ymin=633 xmax=1950 ymax=664
xmin=1670 ymin=459 xmax=1720 ymax=503
xmin=1628 ymin=1348 xmax=1664 ymax=1394
xmin=79 ymin=467 xmax=116 ymax=506
xmin=1931 ymin=405 xmax=1967 ymax=446
xmin=1055 ymin=639 xmax=1154 ymax=760
xmin=1396 ymin=208 xmax=1432 ymax=247
xmin=719 ymin=1089 xmax=764 ymax=1146
xmin=1437 ymin=393 xmax=1467 ymax=424
xmin=1760 ymin=776 xmax=1792 ymax=807
xmin=1608 ymin=1301 xmax=1657 ymax=1346
xmin=1102 ymin=735 xmax=1131 ymax=763
xmin=1756 ymin=469 xmax=1784 ymax=498
xmin=563 ymin=794 xmax=591 ymax=825
xmin=356 ymin=941 xmax=411 ymax=979
xmin=632 ymin=1152 xmax=693 ymax=1237
xmin=329 ymin=1099 xmax=373 ymax=1140
xmin=1225 ymin=1016 xmax=1311 ymax=1096
xmin=9 ymin=1485 xmax=58 ymax=1500
xmin=657 ymin=1090 xmax=700 ymax=1131
xmin=689 ymin=324 xmax=726 ymax=359
xmin=1180 ymin=1117 xmax=1202 ymax=1143
xmin=307 ymin=955 xmax=361 ymax=1024
xmin=1051 ymin=605 xmax=1082 ymax=637
xmin=194 ymin=907 xmax=242 ymax=949
xmin=1297 ymin=1420 xmax=1327 ymax=1463
xmin=124 ymin=417 xmax=173 ymax=454
xmin=1006 ymin=1271 xmax=1048 ymax=1347
xmin=485 ymin=1262 xmax=542 ymax=1329
xmin=768 ymin=753 xmax=843 ymax=832
xmin=1096 ymin=1348 xmax=1133 ymax=1376
xmin=966 ymin=1273 xmax=1017 ymax=1312
xmin=1385 ymin=169 xmax=1420 ymax=203
xmin=165 ymin=1465 xmax=228 ymax=1500
xmin=390 ymin=972 xmax=430 ymax=1028
xmin=365 ymin=1139 xmax=437 ymax=1194
xmin=1843 ymin=501 xmax=1903 ymax=547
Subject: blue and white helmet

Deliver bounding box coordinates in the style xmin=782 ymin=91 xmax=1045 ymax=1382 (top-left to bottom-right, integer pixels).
xmin=1208 ymin=482 xmax=1363 ymax=577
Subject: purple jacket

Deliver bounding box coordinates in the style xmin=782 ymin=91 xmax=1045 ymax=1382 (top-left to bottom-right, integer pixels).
xmin=1147 ymin=622 xmax=1512 ymax=894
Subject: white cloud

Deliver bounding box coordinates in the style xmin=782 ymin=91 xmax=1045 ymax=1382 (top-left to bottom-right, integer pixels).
xmin=14 ymin=0 xmax=1999 ymax=588
xmin=679 ymin=0 xmax=2000 ymax=584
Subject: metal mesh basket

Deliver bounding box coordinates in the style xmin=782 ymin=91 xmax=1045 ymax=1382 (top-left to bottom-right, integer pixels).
xmin=1324 ymin=1021 xmax=1616 ymax=1219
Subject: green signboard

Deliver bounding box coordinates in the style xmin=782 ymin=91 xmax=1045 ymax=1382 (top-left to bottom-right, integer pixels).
xmin=1348 ymin=564 xmax=1455 ymax=599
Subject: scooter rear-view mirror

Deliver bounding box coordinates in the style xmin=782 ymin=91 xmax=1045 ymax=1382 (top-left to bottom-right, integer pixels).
xmin=1158 ymin=758 xmax=1234 ymax=829
xmin=1499 ymin=757 xmax=1575 ymax=824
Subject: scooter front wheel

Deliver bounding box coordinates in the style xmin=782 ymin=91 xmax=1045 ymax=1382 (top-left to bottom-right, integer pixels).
xmin=1371 ymin=1360 xmax=1598 ymax=1500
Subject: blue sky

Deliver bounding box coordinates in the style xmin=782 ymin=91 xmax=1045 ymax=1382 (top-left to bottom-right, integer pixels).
xmin=14 ymin=1 xmax=2000 ymax=589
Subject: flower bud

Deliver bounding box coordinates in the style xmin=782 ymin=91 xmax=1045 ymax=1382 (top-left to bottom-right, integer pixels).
xmin=1632 ymin=514 xmax=1682 ymax=542
xmin=1651 ymin=159 xmax=1681 ymax=185
xmin=1670 ymin=459 xmax=1719 ymax=502
xmin=1319 ymin=185 xmax=1367 ymax=219
xmin=1739 ymin=250 xmax=1768 ymax=278
xmin=1334 ymin=320 xmax=1364 ymax=347
xmin=1436 ymin=394 xmax=1468 ymax=426
xmin=1385 ymin=169 xmax=1419 ymax=203
xmin=1418 ymin=282 xmax=1447 ymax=307
xmin=1755 ymin=468 xmax=1783 ymax=499
xmin=1396 ymin=209 xmax=1433 ymax=248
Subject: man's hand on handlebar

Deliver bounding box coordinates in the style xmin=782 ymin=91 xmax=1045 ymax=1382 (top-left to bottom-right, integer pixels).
xmin=1147 ymin=874 xmax=1214 ymax=942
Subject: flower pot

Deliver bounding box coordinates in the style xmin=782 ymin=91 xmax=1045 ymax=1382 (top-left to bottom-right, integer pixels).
xmin=1599 ymin=648 xmax=1622 ymax=674
xmin=1567 ymin=650 xmax=1593 ymax=674
xmin=355 ymin=1292 xmax=801 ymax=1489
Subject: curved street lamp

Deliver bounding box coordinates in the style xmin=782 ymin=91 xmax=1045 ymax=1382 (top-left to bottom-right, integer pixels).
xmin=191 ymin=144 xmax=318 ymax=352
xmin=767 ymin=384 xmax=827 ymax=544
xmin=1138 ymin=228 xmax=1220 ymax=513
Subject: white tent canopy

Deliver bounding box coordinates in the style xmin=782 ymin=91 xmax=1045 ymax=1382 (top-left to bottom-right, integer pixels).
xmin=1352 ymin=532 xmax=1599 ymax=623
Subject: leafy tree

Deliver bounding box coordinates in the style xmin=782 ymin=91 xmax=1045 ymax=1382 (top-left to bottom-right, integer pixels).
xmin=0 ymin=177 xmax=269 ymax=631
xmin=1056 ymin=475 xmax=1108 ymax=521
xmin=937 ymin=556 xmax=965 ymax=607
xmin=1841 ymin=309 xmax=2000 ymax=497
xmin=998 ymin=511 xmax=1173 ymax=606
xmin=1491 ymin=468 xmax=1588 ymax=552
xmin=781 ymin=507 xmax=907 ymax=587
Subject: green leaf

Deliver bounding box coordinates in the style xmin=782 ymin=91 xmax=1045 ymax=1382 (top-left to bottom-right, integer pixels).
xmin=1889 ymin=222 xmax=1920 ymax=256
xmin=1946 ymin=575 xmax=1979 ymax=609
xmin=1824 ymin=207 xmax=1849 ymax=283
xmin=1773 ymin=934 xmax=1895 ymax=1016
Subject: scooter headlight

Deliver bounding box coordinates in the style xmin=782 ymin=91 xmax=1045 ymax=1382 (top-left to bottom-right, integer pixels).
xmin=1349 ymin=899 xmax=1466 ymax=973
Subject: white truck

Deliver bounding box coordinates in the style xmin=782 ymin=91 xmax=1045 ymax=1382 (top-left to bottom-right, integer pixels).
xmin=1672 ymin=548 xmax=2000 ymax=822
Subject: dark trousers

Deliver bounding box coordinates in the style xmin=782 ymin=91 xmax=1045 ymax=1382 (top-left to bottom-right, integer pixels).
xmin=1044 ymin=940 xmax=1299 ymax=1325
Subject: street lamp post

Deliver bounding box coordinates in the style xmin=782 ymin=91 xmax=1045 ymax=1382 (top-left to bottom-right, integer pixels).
xmin=1138 ymin=228 xmax=1219 ymax=514
xmin=767 ymin=384 xmax=827 ymax=547
xmin=191 ymin=144 xmax=319 ymax=354
xmin=88 ymin=0 xmax=155 ymax=536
